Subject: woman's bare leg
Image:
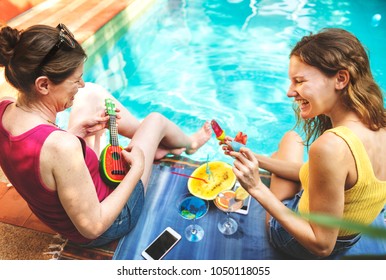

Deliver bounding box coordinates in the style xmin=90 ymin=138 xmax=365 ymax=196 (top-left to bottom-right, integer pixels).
xmin=128 ymin=112 xmax=212 ymax=189
xmin=266 ymin=131 xmax=304 ymax=226
xmin=70 ymin=83 xmax=212 ymax=192
xmin=70 ymin=83 xmax=210 ymax=159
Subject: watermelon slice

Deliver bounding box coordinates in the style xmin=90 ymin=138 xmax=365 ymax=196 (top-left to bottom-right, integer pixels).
xmin=234 ymin=131 xmax=247 ymax=145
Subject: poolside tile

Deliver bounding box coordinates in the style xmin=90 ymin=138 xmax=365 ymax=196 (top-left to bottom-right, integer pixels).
xmin=0 ymin=182 xmax=55 ymax=234
xmin=0 ymin=185 xmax=31 ymax=227
xmin=0 ymin=182 xmax=9 ymax=200
xmin=23 ymin=213 xmax=55 ymax=234
xmin=6 ymin=0 xmax=135 ymax=44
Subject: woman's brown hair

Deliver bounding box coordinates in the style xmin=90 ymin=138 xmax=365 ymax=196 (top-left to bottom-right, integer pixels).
xmin=0 ymin=24 xmax=87 ymax=101
xmin=290 ymin=28 xmax=386 ymax=146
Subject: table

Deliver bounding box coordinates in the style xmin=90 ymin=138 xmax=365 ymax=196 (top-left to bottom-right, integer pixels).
xmin=113 ymin=160 xmax=287 ymax=260
xmin=113 ymin=158 xmax=386 ymax=260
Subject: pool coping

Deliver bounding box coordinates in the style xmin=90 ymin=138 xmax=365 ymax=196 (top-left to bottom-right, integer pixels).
xmin=0 ymin=0 xmax=156 ymax=99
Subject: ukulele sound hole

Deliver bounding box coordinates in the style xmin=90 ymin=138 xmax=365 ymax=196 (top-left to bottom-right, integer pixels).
xmin=112 ymin=152 xmax=121 ymax=160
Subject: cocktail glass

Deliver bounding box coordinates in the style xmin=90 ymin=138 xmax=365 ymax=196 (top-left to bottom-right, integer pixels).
xmin=214 ymin=190 xmax=243 ymax=235
xmin=177 ymin=193 xmax=209 ymax=242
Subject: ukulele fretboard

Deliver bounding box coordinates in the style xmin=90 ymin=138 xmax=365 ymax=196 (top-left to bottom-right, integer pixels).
xmin=109 ymin=115 xmax=119 ymax=146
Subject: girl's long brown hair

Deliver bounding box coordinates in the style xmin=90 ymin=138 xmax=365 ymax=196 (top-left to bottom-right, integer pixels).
xmin=290 ymin=28 xmax=386 ymax=147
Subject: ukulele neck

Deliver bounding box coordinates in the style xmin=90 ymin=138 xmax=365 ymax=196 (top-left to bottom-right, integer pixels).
xmin=108 ymin=115 xmax=119 ymax=146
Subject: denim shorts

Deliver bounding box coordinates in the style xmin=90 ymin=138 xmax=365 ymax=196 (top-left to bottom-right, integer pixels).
xmin=268 ymin=190 xmax=361 ymax=259
xmin=83 ymin=180 xmax=145 ymax=248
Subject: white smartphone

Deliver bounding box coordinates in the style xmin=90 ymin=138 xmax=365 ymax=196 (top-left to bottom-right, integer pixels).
xmin=233 ymin=182 xmax=251 ymax=215
xmin=141 ymin=227 xmax=181 ymax=260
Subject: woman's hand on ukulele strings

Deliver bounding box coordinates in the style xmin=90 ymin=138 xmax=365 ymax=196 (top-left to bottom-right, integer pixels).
xmin=122 ymin=145 xmax=145 ymax=177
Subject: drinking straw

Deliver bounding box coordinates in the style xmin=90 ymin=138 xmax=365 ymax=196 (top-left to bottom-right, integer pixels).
xmin=171 ymin=171 xmax=208 ymax=184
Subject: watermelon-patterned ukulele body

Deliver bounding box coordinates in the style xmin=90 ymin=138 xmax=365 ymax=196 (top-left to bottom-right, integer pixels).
xmin=99 ymin=98 xmax=129 ymax=188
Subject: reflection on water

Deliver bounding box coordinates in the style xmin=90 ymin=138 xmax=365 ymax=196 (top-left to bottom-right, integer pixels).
xmin=84 ymin=0 xmax=386 ymax=163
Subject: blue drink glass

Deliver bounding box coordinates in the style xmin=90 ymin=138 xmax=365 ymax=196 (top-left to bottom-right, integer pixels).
xmin=177 ymin=193 xmax=209 ymax=242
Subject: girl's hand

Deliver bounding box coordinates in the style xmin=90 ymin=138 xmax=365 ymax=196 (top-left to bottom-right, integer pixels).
xmin=230 ymin=147 xmax=262 ymax=193
xmin=221 ymin=136 xmax=234 ymax=155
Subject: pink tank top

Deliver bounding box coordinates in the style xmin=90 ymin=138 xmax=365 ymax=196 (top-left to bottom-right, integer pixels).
xmin=0 ymin=100 xmax=113 ymax=244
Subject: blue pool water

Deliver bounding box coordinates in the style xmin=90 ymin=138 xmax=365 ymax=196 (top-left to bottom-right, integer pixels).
xmin=82 ymin=0 xmax=386 ymax=164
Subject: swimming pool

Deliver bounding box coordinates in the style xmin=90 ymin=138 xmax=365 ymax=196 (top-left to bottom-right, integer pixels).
xmin=81 ymin=0 xmax=386 ymax=164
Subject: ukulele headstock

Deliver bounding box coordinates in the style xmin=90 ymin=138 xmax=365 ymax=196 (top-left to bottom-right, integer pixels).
xmin=105 ymin=98 xmax=116 ymax=116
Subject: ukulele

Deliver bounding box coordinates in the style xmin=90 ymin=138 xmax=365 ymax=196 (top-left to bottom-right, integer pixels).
xmin=99 ymin=98 xmax=129 ymax=188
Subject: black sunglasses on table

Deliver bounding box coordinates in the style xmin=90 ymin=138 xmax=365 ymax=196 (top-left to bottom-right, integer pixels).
xmin=38 ymin=23 xmax=76 ymax=68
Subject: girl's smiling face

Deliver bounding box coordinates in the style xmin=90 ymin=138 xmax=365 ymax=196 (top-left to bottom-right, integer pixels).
xmin=287 ymin=56 xmax=340 ymax=120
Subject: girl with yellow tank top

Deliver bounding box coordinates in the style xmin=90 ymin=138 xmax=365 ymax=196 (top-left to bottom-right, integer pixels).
xmin=221 ymin=28 xmax=386 ymax=259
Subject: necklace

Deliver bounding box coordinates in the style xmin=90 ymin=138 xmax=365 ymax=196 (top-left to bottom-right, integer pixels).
xmin=15 ymin=103 xmax=59 ymax=128
xmin=46 ymin=119 xmax=59 ymax=127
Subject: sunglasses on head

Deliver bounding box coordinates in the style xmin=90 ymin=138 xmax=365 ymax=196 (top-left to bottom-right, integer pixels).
xmin=38 ymin=23 xmax=76 ymax=68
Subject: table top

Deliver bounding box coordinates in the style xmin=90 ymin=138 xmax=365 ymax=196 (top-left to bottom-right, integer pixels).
xmin=113 ymin=162 xmax=287 ymax=260
xmin=113 ymin=159 xmax=386 ymax=260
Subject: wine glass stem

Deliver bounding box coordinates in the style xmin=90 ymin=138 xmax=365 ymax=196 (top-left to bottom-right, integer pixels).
xmin=225 ymin=212 xmax=231 ymax=227
xmin=191 ymin=218 xmax=197 ymax=234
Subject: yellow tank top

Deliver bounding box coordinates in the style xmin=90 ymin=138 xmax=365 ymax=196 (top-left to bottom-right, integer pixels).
xmin=298 ymin=126 xmax=386 ymax=237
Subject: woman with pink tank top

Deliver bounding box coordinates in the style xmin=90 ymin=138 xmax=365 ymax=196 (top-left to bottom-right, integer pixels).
xmin=0 ymin=23 xmax=212 ymax=246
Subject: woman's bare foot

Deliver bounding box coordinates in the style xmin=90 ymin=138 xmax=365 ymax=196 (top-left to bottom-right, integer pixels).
xmin=186 ymin=121 xmax=212 ymax=154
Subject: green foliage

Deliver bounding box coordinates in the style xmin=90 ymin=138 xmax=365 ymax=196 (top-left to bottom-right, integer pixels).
xmin=297 ymin=212 xmax=386 ymax=240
